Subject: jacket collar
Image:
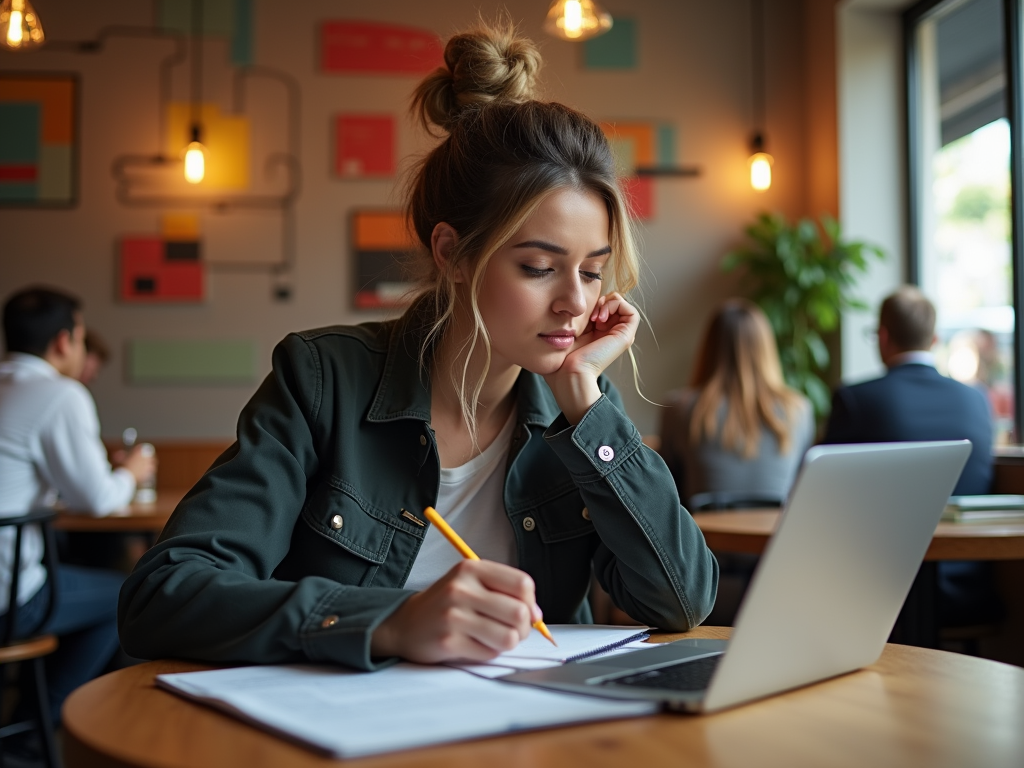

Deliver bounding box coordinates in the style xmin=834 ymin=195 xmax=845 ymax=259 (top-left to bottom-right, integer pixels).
xmin=367 ymin=297 xmax=561 ymax=428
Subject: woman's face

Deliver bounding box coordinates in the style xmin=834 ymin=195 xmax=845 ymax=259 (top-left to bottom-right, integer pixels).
xmin=474 ymin=187 xmax=611 ymax=376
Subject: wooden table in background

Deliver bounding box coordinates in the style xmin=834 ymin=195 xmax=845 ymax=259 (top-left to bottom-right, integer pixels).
xmin=62 ymin=626 xmax=1024 ymax=768
xmin=692 ymin=509 xmax=1024 ymax=560
xmin=54 ymin=488 xmax=188 ymax=534
xmin=693 ymin=509 xmax=1024 ymax=648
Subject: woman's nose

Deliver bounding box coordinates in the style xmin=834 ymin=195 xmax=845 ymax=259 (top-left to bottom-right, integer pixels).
xmin=552 ymin=275 xmax=587 ymax=317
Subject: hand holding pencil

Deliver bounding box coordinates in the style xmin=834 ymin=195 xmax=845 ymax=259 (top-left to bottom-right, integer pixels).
xmin=368 ymin=508 xmax=553 ymax=663
xmin=423 ymin=507 xmax=556 ymax=647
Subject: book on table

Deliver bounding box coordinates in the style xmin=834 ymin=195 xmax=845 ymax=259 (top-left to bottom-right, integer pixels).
xmin=942 ymin=495 xmax=1024 ymax=523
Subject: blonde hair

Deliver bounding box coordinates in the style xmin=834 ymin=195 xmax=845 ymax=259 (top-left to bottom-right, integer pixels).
xmin=405 ymin=20 xmax=641 ymax=438
xmin=689 ymin=299 xmax=804 ymax=458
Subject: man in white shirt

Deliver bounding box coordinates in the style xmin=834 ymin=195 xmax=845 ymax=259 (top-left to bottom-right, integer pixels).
xmin=0 ymin=286 xmax=155 ymax=728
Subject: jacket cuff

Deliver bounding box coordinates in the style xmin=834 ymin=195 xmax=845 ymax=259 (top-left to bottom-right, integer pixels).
xmin=298 ymin=586 xmax=414 ymax=671
xmin=544 ymin=394 xmax=642 ymax=478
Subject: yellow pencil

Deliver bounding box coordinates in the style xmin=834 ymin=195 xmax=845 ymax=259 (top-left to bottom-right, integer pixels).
xmin=423 ymin=506 xmax=557 ymax=647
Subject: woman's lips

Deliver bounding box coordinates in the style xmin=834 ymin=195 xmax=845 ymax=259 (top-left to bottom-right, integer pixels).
xmin=539 ymin=331 xmax=576 ymax=350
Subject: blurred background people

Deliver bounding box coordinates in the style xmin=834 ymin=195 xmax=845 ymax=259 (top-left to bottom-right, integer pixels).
xmin=0 ymin=286 xmax=156 ymax=733
xmin=660 ymin=298 xmax=814 ymax=508
xmin=78 ymin=328 xmax=111 ymax=387
xmin=658 ymin=299 xmax=814 ymax=626
xmin=822 ymin=285 xmax=1000 ymax=628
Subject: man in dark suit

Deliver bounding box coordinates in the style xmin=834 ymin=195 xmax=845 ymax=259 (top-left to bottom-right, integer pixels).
xmin=823 ymin=285 xmax=999 ymax=627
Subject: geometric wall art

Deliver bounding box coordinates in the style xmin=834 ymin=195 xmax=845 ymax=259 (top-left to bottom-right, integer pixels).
xmin=120 ymin=214 xmax=205 ymax=302
xmin=321 ymin=21 xmax=443 ymax=75
xmin=335 ymin=115 xmax=395 ymax=178
xmin=0 ymin=73 xmax=77 ymax=207
xmin=583 ymin=18 xmax=637 ymax=70
xmin=352 ymin=210 xmax=418 ymax=309
xmin=158 ymin=0 xmax=254 ymax=66
xmin=600 ymin=120 xmax=676 ymax=221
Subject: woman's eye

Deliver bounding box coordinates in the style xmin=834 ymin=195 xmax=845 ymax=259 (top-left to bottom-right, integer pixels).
xmin=521 ymin=265 xmax=553 ymax=277
xmin=580 ymin=270 xmax=603 ymax=283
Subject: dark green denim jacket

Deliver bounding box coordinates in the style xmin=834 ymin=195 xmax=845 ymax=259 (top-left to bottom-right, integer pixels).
xmin=118 ymin=307 xmax=718 ymax=670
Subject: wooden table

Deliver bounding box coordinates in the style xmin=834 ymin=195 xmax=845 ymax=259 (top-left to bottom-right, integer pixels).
xmin=62 ymin=626 xmax=1024 ymax=768
xmin=693 ymin=509 xmax=1024 ymax=648
xmin=692 ymin=509 xmax=1024 ymax=560
xmin=54 ymin=488 xmax=188 ymax=533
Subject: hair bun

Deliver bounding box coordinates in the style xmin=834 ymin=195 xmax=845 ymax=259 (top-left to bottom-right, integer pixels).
xmin=413 ymin=21 xmax=542 ymax=132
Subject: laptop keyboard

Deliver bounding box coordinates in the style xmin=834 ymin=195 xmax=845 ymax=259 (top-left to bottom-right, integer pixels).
xmin=602 ymin=654 xmax=722 ymax=692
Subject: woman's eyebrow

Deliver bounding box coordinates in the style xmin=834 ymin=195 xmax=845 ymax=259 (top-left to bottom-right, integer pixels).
xmin=513 ymin=240 xmax=611 ymax=258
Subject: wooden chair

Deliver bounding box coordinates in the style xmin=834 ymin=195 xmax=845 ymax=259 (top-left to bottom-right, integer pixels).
xmin=0 ymin=509 xmax=61 ymax=768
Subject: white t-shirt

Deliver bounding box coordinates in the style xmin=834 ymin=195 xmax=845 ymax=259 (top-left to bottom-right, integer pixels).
xmin=0 ymin=353 xmax=136 ymax=610
xmin=404 ymin=411 xmax=518 ymax=592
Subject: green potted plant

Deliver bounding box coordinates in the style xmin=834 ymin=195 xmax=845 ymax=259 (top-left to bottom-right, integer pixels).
xmin=722 ymin=212 xmax=885 ymax=417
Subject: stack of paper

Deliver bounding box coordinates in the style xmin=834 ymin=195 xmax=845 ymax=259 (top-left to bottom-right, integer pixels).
xmin=156 ymin=625 xmax=659 ymax=758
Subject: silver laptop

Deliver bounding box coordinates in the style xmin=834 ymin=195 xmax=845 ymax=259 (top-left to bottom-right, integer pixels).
xmin=506 ymin=440 xmax=971 ymax=713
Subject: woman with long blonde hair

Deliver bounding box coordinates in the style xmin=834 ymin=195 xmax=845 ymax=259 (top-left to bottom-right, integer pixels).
xmin=660 ymin=299 xmax=814 ymax=507
xmin=119 ymin=21 xmax=717 ymax=668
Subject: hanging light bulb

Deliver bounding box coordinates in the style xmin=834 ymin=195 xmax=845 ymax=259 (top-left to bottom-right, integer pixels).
xmin=543 ymin=0 xmax=612 ymax=42
xmin=748 ymin=133 xmax=773 ymax=192
xmin=1 ymin=0 xmax=45 ymax=51
xmin=183 ymin=125 xmax=206 ymax=184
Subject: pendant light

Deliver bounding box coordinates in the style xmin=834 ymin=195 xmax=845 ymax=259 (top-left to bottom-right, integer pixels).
xmin=543 ymin=0 xmax=612 ymax=42
xmin=0 ymin=0 xmax=45 ymax=50
xmin=748 ymin=0 xmax=773 ymax=191
xmin=183 ymin=0 xmax=207 ymax=184
xmin=184 ymin=126 xmax=206 ymax=184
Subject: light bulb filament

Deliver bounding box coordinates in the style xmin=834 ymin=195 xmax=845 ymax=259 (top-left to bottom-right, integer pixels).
xmin=184 ymin=141 xmax=206 ymax=184
xmin=563 ymin=1 xmax=583 ymax=36
xmin=7 ymin=10 xmax=22 ymax=46
xmin=749 ymin=152 xmax=773 ymax=191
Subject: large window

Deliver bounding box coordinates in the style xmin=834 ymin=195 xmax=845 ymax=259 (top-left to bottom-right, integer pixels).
xmin=907 ymin=0 xmax=1018 ymax=443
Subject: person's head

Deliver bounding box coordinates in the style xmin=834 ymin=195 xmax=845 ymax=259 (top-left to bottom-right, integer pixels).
xmin=2 ymin=286 xmax=86 ymax=378
xmin=80 ymin=328 xmax=111 ymax=386
xmin=688 ymin=298 xmax=802 ymax=458
xmin=405 ymin=20 xmax=640 ymax=430
xmin=878 ymin=286 xmax=937 ymax=366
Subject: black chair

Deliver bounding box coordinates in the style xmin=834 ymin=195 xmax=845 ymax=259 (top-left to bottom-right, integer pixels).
xmin=688 ymin=490 xmax=784 ymax=511
xmin=0 ymin=509 xmax=61 ymax=768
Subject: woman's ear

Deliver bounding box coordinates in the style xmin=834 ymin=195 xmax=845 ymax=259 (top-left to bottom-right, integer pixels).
xmin=431 ymin=222 xmax=463 ymax=282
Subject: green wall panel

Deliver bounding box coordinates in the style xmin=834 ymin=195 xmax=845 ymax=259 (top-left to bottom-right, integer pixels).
xmin=128 ymin=339 xmax=257 ymax=384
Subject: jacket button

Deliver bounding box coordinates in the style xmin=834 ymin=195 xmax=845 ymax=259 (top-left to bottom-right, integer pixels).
xmin=321 ymin=615 xmax=339 ymax=628
xmin=331 ymin=514 xmax=344 ymax=530
xmin=597 ymin=445 xmax=615 ymax=462
xmin=523 ymin=516 xmax=536 ymax=531
xmin=582 ymin=507 xmax=590 ymax=521
xmin=419 ymin=435 xmax=427 ymax=446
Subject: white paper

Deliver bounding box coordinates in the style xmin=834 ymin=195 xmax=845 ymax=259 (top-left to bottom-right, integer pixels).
xmin=456 ymin=630 xmax=655 ymax=679
xmin=157 ymin=663 xmax=656 ymax=758
xmin=500 ymin=625 xmax=650 ymax=661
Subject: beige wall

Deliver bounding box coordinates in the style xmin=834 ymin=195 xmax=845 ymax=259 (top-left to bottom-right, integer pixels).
xmin=1 ymin=0 xmax=825 ymax=438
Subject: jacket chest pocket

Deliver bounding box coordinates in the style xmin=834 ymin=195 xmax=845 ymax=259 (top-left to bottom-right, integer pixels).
xmin=529 ymin=489 xmax=595 ymax=544
xmin=300 ymin=482 xmax=414 ymax=586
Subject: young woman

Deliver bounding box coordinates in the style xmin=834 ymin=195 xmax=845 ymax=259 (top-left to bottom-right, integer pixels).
xmin=119 ymin=23 xmax=717 ymax=669
xmin=659 ymin=299 xmax=814 ymax=507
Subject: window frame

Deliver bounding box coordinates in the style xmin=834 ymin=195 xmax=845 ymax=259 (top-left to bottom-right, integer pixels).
xmin=903 ymin=0 xmax=1024 ymax=439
